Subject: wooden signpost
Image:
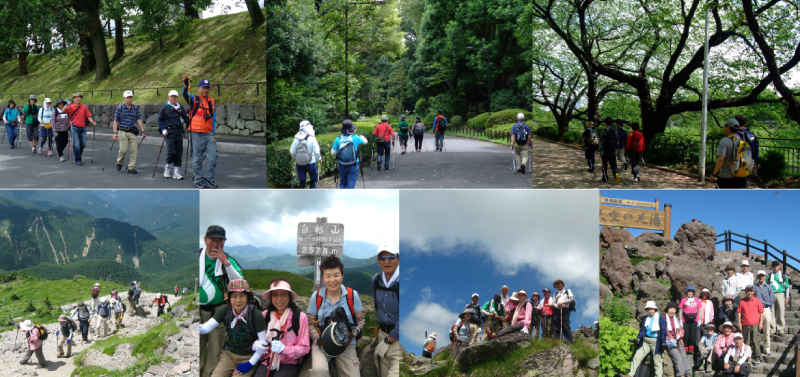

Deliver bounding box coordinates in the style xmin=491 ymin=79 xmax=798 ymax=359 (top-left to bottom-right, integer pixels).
xmin=295 ymin=217 xmax=345 ymax=291
xmin=600 ymin=195 xmax=672 ymax=236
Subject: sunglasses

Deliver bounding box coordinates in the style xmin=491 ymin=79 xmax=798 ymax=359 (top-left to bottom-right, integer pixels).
xmin=377 ymin=255 xmax=398 ymax=261
xmin=206 ymin=229 xmax=226 ymax=236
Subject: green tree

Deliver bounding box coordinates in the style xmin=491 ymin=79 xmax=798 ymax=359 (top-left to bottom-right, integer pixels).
xmin=132 ymin=0 xmax=190 ymax=50
xmin=243 ymin=0 xmax=265 ymax=28
xmin=71 ymin=0 xmax=112 ymax=81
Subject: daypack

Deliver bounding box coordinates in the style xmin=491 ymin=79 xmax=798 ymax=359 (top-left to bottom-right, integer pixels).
xmin=435 ymin=116 xmax=446 ymax=132
xmin=34 ymin=324 xmax=48 ymax=340
xmin=413 ymin=122 xmax=425 ymax=136
xmin=738 ymin=129 xmax=759 ymax=163
xmin=588 ymin=128 xmax=600 ymax=146
xmin=371 ymin=274 xmax=399 ymax=312
xmin=154 ymin=296 xmax=168 ymax=306
xmin=133 ymin=288 xmax=142 ymax=300
xmin=426 ymin=342 xmax=435 ymax=352
xmin=91 ymin=287 xmax=100 ymax=298
xmin=295 ymin=136 xmax=313 ymax=166
xmin=337 ymin=136 xmax=357 ymax=166
xmin=315 ymin=287 xmax=356 ymax=326
xmin=726 ymin=135 xmax=754 ymax=178
xmin=222 ymin=304 xmax=260 ymax=338
xmin=601 ymin=127 xmax=618 ymax=153
xmin=555 ymin=289 xmax=577 ymax=313
xmin=514 ymin=122 xmax=530 ymax=145
xmin=399 ymin=122 xmax=409 ymax=134
xmin=264 ymin=306 xmax=302 ymax=336
xmin=128 ymin=288 xmax=135 ymax=299
xmin=629 ymin=131 xmax=645 ymax=153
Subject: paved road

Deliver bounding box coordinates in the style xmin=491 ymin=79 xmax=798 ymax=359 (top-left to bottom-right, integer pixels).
xmin=0 ymin=137 xmax=267 ymax=189
xmin=320 ymin=136 xmax=533 ymax=189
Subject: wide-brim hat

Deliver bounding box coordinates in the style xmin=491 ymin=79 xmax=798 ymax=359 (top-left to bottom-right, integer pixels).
xmin=431 ymin=333 xmax=437 ymax=339
xmin=19 ymin=320 xmax=34 ymax=331
xmin=510 ymin=292 xmax=519 ymax=302
xmin=262 ymin=280 xmax=298 ymax=301
xmin=721 ymin=321 xmax=734 ymax=330
xmin=741 ymin=260 xmax=750 ymax=266
xmin=340 ymin=119 xmax=356 ymax=135
xmin=459 ymin=308 xmax=474 ymax=317
xmin=644 ymin=301 xmax=658 ymax=310
xmin=320 ymin=320 xmax=349 ymax=357
xmin=685 ymin=286 xmax=695 ymax=293
xmin=227 ymin=279 xmax=251 ymax=293
xmin=76 ymin=301 xmax=85 ymax=308
xmin=700 ymin=288 xmax=711 ymax=297
xmin=516 ymin=290 xmax=528 ymax=298
xmin=705 ymin=323 xmax=717 ymax=330
xmin=59 ymin=315 xmax=67 ymax=322
xmin=723 ymin=295 xmax=735 ymax=302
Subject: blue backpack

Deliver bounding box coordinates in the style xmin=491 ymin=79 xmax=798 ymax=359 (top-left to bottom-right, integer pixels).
xmin=514 ymin=122 xmax=530 ymax=145
xmin=738 ymin=129 xmax=759 ymax=163
xmin=337 ymin=136 xmax=357 ymax=166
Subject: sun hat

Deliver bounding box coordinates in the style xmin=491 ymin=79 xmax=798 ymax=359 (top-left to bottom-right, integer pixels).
xmin=644 ymin=301 xmax=658 ymax=310
xmin=665 ymin=301 xmax=679 ymax=312
xmin=700 ymin=288 xmax=711 ymax=297
xmin=459 ymin=308 xmax=474 ymax=317
xmin=29 ymin=94 xmax=36 ymax=101
xmin=685 ymin=286 xmax=695 ymax=293
xmin=516 ymin=290 xmax=528 ymax=298
xmin=72 ymin=92 xmax=83 ymax=99
xmin=100 ymin=297 xmax=106 ymax=303
xmin=722 ymin=321 xmax=734 ymax=330
xmin=19 ymin=320 xmax=34 ymax=331
xmin=262 ymin=279 xmax=298 ymax=301
xmin=227 ymin=279 xmax=251 ymax=293
xmin=77 ymin=302 xmax=85 ymax=308
xmin=517 ymin=113 xmax=524 ymax=120
xmin=741 ymin=260 xmax=749 ymax=266
xmin=734 ymin=332 xmax=743 ymax=339
xmin=340 ymin=119 xmax=356 ymax=135
xmin=431 ymin=333 xmax=437 ymax=339
xmin=94 ymin=283 xmax=101 ymax=287
xmin=472 ymin=293 xmax=479 ymax=298
xmin=59 ymin=315 xmax=67 ymax=322
xmin=44 ymin=98 xmax=51 ymax=104
xmin=509 ymin=292 xmax=519 ymax=302
xmin=156 ymin=293 xmax=161 ymax=299
xmin=381 ymin=114 xmax=388 ymax=121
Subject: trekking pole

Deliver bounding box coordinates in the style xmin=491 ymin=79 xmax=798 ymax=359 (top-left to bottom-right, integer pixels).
xmin=13 ymin=325 xmax=19 ymax=351
xmin=512 ymin=149 xmax=517 ymax=173
xmin=392 ymin=142 xmax=395 ymax=171
xmin=424 ymin=140 xmax=428 ymax=152
xmin=67 ymin=128 xmax=71 ymax=160
xmin=151 ymin=135 xmax=166 ymax=178
xmin=601 ymin=164 xmax=610 ymax=189
xmin=640 ymin=156 xmax=652 ymax=185
xmin=91 ymin=124 xmax=95 ymax=163
xmin=101 ymin=139 xmax=117 ymax=171
xmin=137 ymin=133 xmax=146 ymax=149
xmin=185 ymin=130 xmax=192 ymax=174
xmin=1 ymin=125 xmax=5 ymax=145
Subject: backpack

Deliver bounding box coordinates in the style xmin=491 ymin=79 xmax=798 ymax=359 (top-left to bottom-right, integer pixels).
xmin=295 ymin=136 xmax=312 ymax=166
xmin=264 ymin=307 xmax=302 ymax=336
xmin=371 ymin=274 xmax=399 ymax=312
xmin=426 ymin=342 xmax=435 ymax=352
xmin=601 ymin=127 xmax=618 ymax=152
xmin=726 ymin=135 xmax=754 ymax=178
xmin=128 ymin=288 xmax=135 ymax=299
xmin=133 ymin=288 xmax=141 ymax=300
xmin=556 ymin=289 xmax=577 ymax=313
xmin=738 ymin=129 xmax=759 ymax=163
xmin=91 ymin=287 xmax=99 ymax=298
xmin=222 ymin=304 xmax=260 ymax=338
xmin=629 ymin=131 xmax=645 ymax=153
xmin=399 ymin=122 xmax=409 ymax=134
xmin=514 ymin=122 xmax=530 ymax=145
xmin=34 ymin=324 xmax=48 ymax=340
xmin=435 ymin=116 xmax=446 ymax=132
xmin=588 ymin=128 xmax=600 ymax=146
xmin=337 ymin=136 xmax=357 ymax=166
xmin=315 ymin=287 xmax=356 ymax=326
xmin=413 ymin=122 xmax=425 ymax=136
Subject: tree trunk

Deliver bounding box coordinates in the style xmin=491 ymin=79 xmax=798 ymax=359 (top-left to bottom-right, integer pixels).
xmin=244 ymin=0 xmax=265 ymax=28
xmin=78 ymin=35 xmax=95 ymax=76
xmin=72 ymin=0 xmax=112 ymax=82
xmin=18 ymin=51 xmax=28 ymax=76
xmin=183 ymin=0 xmax=200 ymax=19
xmin=106 ymin=19 xmax=111 ymax=38
xmin=112 ymin=15 xmax=124 ymax=61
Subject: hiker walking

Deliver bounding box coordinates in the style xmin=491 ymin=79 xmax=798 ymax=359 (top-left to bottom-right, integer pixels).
xmin=110 ymin=287 xmax=120 ymax=302
xmin=432 ymin=110 xmax=447 ymax=152
xmin=64 ymin=93 xmax=97 ymax=165
xmin=127 ymin=282 xmax=138 ymax=315
xmin=502 ymin=292 xmax=518 ymax=330
xmin=397 ymin=115 xmax=410 ymax=155
xmin=51 ymin=98 xmax=71 ymax=161
xmin=306 ymin=256 xmax=366 ymax=377
xmin=110 ymin=298 xmax=124 ymax=332
xmin=18 ymin=320 xmax=47 ymax=367
xmin=411 ymin=116 xmax=425 ymax=152
xmin=767 ymin=261 xmax=790 ymax=336
xmin=253 ymin=279 xmax=311 ymax=377
xmin=91 ymin=283 xmax=101 ymax=309
xmin=481 ymin=294 xmax=505 ymax=339
xmin=422 ymin=333 xmax=436 ymax=359
xmin=70 ymin=301 xmax=93 ymax=343
xmin=158 ymin=90 xmax=190 ymax=180
xmin=463 ymin=294 xmax=483 ymax=345
xmin=113 ymin=91 xmax=146 ymax=174
xmin=182 ymin=75 xmax=218 ymax=189
xmin=372 ymin=115 xmax=395 ymax=171
xmin=618 ymin=301 xmax=666 ymax=377
xmin=678 ymin=286 xmax=700 ymax=353
xmin=753 ymin=271 xmax=774 ymax=356
xmin=615 ymin=121 xmax=628 ymax=171
xmin=579 ymin=121 xmax=599 ymax=172
xmin=95 ymin=297 xmax=111 ymax=338
xmin=175 ymin=285 xmax=180 ymax=297
xmin=625 ymin=123 xmax=645 ymax=182
xmin=37 ymin=98 xmax=54 ymax=155
xmin=331 ymin=120 xmax=368 ymax=189
xmin=663 ymin=301 xmax=692 ymax=377
xmin=450 ymin=309 xmax=472 ymax=367
xmin=553 ymin=280 xmax=575 ymax=343
xmin=510 ymin=113 xmax=531 ymax=174
xmin=599 ymin=118 xmax=620 ymax=184
xmin=198 ymin=279 xmax=268 ymax=377
xmin=372 ymin=244 xmax=399 ymax=377
xmin=735 ymin=114 xmax=759 ymax=172
xmin=719 ymin=295 xmax=739 ymax=331
xmin=539 ymin=288 xmax=555 ymax=338
xmin=723 ymin=333 xmax=753 ymax=377
xmin=495 ymin=290 xmax=532 ymax=338
xmin=290 ymin=120 xmax=321 ymax=189
xmin=199 ymin=225 xmax=244 ymax=377
xmin=183 ymin=287 xmax=188 ymax=295
xmin=135 ymin=282 xmax=142 ymax=305
xmin=710 ymin=118 xmax=748 ymax=188
xmin=152 ymin=293 xmax=171 ymax=317
xmin=736 ymin=260 xmax=755 ymax=300
xmin=736 ymin=285 xmax=764 ymax=366
xmin=22 ymin=95 xmax=40 ymax=154
xmin=56 ymin=315 xmax=76 ymax=358
xmin=3 ymin=100 xmax=21 ymax=147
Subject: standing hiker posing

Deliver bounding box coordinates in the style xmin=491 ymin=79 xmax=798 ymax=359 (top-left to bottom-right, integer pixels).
xmin=372 ymin=115 xmax=395 ymax=171
xmin=450 ymin=309 xmax=472 ymax=367
xmin=397 ymin=115 xmax=410 ymax=155
xmin=3 ymin=100 xmax=21 ymax=147
xmin=481 ymin=294 xmax=505 ymax=339
xmin=113 ymin=91 xmax=146 ymax=174
xmin=158 ymin=90 xmax=190 ymax=180
xmin=663 ymin=302 xmax=692 ymax=377
xmin=22 ymin=95 xmax=40 ymax=154
xmin=253 ymin=279 xmax=311 ymax=377
xmin=767 ymin=261 xmax=790 ymax=336
xmin=64 ymin=93 xmax=97 ymax=166
xmin=463 ymin=294 xmax=483 ymax=345
xmin=372 ymin=244 xmax=400 ymax=377
xmin=553 ymin=280 xmax=575 ymax=344
xmin=182 ymin=75 xmax=219 ymax=189
xmin=37 ymin=98 xmax=54 ymax=155
xmin=290 ymin=121 xmax=321 ymax=189
xmin=539 ymin=288 xmax=556 ymax=338
xmin=510 ymin=113 xmax=531 ymax=174
xmin=616 ymin=301 xmax=666 ymax=377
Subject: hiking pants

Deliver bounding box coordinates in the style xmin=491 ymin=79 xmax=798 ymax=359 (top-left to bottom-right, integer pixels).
xmin=554 ymin=308 xmax=572 ymax=343
xmin=601 ymin=154 xmax=618 ymax=179
xmin=374 ymin=329 xmax=401 ymax=377
xmin=114 ymin=311 xmax=123 ymax=330
xmin=629 ymin=337 xmax=663 ymax=377
xmin=296 ymin=162 xmax=319 ymax=189
xmin=434 ymin=131 xmax=444 ymax=151
xmin=26 ymin=123 xmax=38 ymax=142
xmin=468 ymin=322 xmax=481 ymax=345
xmin=192 ymin=132 xmax=218 ymax=186
xmin=496 ymin=323 xmax=524 ymax=338
xmin=742 ymin=324 xmax=761 ymax=359
xmin=128 ymin=298 xmax=137 ymax=315
xmin=200 ymin=304 xmax=226 ymax=377
xmin=723 ymin=362 xmax=751 ymax=377
xmin=5 ymin=124 xmax=18 ymax=145
xmin=376 ymin=142 xmax=390 ymax=169
xmin=117 ymin=130 xmax=138 ymax=169
xmin=338 ymin=162 xmax=359 ymax=189
xmin=157 ymin=305 xmax=165 ymax=317
xmin=541 ymin=315 xmax=554 ymax=338
xmin=57 ymin=334 xmax=72 ymax=356
xmin=762 ymin=307 xmax=773 ymax=350
xmin=630 ymin=152 xmax=643 ymax=178
xmin=165 ymin=130 xmax=184 ymax=167
xmin=254 ymin=363 xmax=301 ymax=377
xmin=666 ymin=343 xmax=692 ymax=377
xmin=21 ymin=347 xmax=46 ymax=366
xmin=39 ymin=126 xmax=53 ymax=150
xmin=584 ymin=146 xmax=597 ymax=168
xmin=413 ymin=134 xmax=423 ymax=151
xmin=616 ymin=148 xmax=626 ymax=168
xmin=95 ymin=316 xmax=109 ymax=337
xmin=399 ymin=135 xmax=408 ymax=148
xmin=55 ymin=131 xmax=69 ymax=157
xmin=309 ymin=343 xmax=359 ymax=377
xmin=212 ymin=350 xmax=258 ymax=377
xmin=70 ymin=126 xmax=87 ymax=162
xmin=514 ymin=142 xmax=530 ymax=169
xmin=485 ymin=317 xmax=502 ymax=336
xmin=78 ymin=318 xmax=90 ymax=341
xmin=717 ymin=177 xmax=747 ymax=188
xmin=774 ymin=292 xmax=786 ymax=333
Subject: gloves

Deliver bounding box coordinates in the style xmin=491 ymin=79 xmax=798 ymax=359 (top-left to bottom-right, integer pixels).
xmin=66 ymin=339 xmax=71 ymax=344
xmin=522 ymin=327 xmax=529 ymax=334
xmin=162 ymin=130 xmax=168 ymax=136
xmin=252 ymin=340 xmax=269 ymax=354
xmin=375 ymin=339 xmax=390 ymax=358
xmin=271 ymin=340 xmax=285 ymax=354
xmin=56 ymin=331 xmax=60 ymax=335
xmin=235 ymin=361 xmax=255 ymax=375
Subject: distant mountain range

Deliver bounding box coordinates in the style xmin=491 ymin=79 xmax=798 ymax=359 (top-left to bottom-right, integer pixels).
xmin=226 ymin=239 xmax=381 ymax=260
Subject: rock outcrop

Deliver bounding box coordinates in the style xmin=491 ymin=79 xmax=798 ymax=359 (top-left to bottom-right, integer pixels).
xmin=601 ymin=243 xmax=634 ymax=293
xmin=458 ymin=332 xmax=531 ymax=372
xmin=673 ymin=222 xmax=717 ymax=260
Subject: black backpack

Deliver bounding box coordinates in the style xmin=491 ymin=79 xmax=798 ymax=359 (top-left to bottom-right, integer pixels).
xmin=33 ymin=324 xmax=48 ymax=340
xmin=223 ymin=304 xmax=260 ymax=338
xmin=602 ymin=127 xmax=618 ymax=152
xmin=435 ymin=116 xmax=446 ymax=132
xmin=371 ymin=274 xmax=399 ymax=312
xmin=514 ymin=122 xmax=530 ymax=145
xmin=263 ymin=307 xmax=302 ymax=336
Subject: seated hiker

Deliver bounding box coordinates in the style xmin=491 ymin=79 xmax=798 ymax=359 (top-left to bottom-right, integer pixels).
xmin=696 ymin=324 xmax=718 ymax=372
xmin=495 ymin=290 xmax=532 ymax=338
xmin=254 ymin=279 xmax=310 ymax=377
xmin=723 ymin=333 xmax=752 ymax=377
xmin=712 ymin=321 xmax=736 ymax=371
xmin=502 ymin=292 xmax=519 ymax=329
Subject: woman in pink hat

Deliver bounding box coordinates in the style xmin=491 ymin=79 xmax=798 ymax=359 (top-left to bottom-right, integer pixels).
xmin=253 ymin=279 xmax=310 ymax=377
xmin=496 ymin=290 xmax=532 ymax=338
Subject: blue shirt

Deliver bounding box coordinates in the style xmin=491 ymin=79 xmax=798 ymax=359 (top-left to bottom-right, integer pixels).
xmin=114 ymin=103 xmax=142 ymax=130
xmin=331 ymin=135 xmax=367 ymax=163
xmin=644 ymin=314 xmax=660 ymax=338
xmin=4 ymin=108 xmax=20 ymax=122
xmin=307 ymin=284 xmax=363 ymax=345
xmin=372 ymin=272 xmax=399 ymax=340
xmin=616 ymin=127 xmax=628 ymax=149
xmin=433 ymin=116 xmax=447 ymax=132
xmin=510 ymin=121 xmax=531 ymax=141
xmin=753 ymin=282 xmax=775 ymax=307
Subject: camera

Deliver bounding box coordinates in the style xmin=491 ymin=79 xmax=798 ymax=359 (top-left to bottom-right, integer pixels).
xmin=204 ymin=114 xmax=212 ymax=120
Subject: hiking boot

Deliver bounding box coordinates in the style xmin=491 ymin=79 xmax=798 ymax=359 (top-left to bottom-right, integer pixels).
xmin=377 ymin=165 xmax=381 ymax=171
xmin=615 ymin=173 xmax=620 ymax=184
xmin=586 ymin=168 xmax=593 ymax=172
xmin=520 ymin=164 xmax=526 ymax=174
xmin=204 ymin=179 xmax=217 ymax=189
xmin=76 ymin=161 xmax=83 ymax=166
xmin=116 ymin=164 xmax=122 ymax=171
xmin=173 ymin=171 xmax=184 ymax=180
xmin=59 ymin=156 xmax=66 ymax=162
xmin=127 ymin=168 xmax=138 ymax=174
xmin=56 ymin=353 xmax=63 ymax=358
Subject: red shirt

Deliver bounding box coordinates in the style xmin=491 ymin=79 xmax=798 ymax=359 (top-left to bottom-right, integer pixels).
xmin=65 ymin=104 xmax=93 ymax=128
xmin=373 ymin=123 xmax=394 ymax=142
xmin=736 ymin=297 xmax=764 ymax=326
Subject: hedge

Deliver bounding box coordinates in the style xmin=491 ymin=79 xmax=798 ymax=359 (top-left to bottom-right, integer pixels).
xmin=485 ymin=109 xmax=533 ymax=128
xmin=465 ymin=112 xmax=492 ymax=130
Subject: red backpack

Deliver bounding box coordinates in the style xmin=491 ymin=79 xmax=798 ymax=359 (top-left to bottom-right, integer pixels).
xmin=630 ymin=132 xmax=645 ymax=153
xmin=315 ymin=287 xmax=355 ymax=322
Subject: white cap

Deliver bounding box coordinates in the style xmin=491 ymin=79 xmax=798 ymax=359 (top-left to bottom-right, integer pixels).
xmin=377 ymin=243 xmax=398 ymax=255
xmin=156 ymin=293 xmax=162 ymax=298
xmin=594 ymin=321 xmax=599 ymax=325
xmin=472 ymin=293 xmax=479 ymax=298
xmin=757 ymin=270 xmax=766 ymax=276
xmin=517 ymin=113 xmax=524 ymax=120
xmin=123 ymin=90 xmax=133 ymax=98
xmin=741 ymin=260 xmax=750 ymax=266
xmin=501 ymin=285 xmax=509 ymax=290
xmin=100 ymin=297 xmax=106 ymax=303
xmin=168 ymin=90 xmax=179 ymax=97
xmin=44 ymin=98 xmax=51 ymax=103
xmin=94 ymin=283 xmax=100 ymax=287
xmin=734 ymin=332 xmax=743 ymax=339
xmin=110 ymin=298 xmax=117 ymax=304
xmin=644 ymin=301 xmax=658 ymax=310
xmin=701 ymin=288 xmax=710 ymax=293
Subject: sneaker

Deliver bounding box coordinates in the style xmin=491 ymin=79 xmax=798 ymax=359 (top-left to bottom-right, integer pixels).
xmin=615 ymin=173 xmax=620 ymax=184
xmin=47 ymin=150 xmax=52 ymax=156
xmin=164 ymin=166 xmax=172 ymax=178
xmin=586 ymin=168 xmax=593 ymax=172
xmin=401 ymin=151 xmax=406 ymax=155
xmin=56 ymin=353 xmax=63 ymax=358
xmin=127 ymin=168 xmax=138 ymax=174
xmin=116 ymin=164 xmax=122 ymax=171
xmin=204 ymin=179 xmax=217 ymax=189
xmin=520 ymin=164 xmax=526 ymax=174
xmin=173 ymin=171 xmax=184 ymax=180
xmin=59 ymin=156 xmax=65 ymax=162
xmin=32 ymin=147 xmax=35 ymax=153
xmin=76 ymin=161 xmax=83 ymax=166
xmin=765 ymin=348 xmax=771 ymax=355
xmin=753 ymin=359 xmax=760 ymax=365
xmin=10 ymin=144 xmax=14 ymax=148
xmin=37 ymin=148 xmax=42 ymax=154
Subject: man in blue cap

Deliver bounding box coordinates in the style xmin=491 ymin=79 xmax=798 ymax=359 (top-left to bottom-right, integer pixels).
xmin=182 ymin=74 xmax=218 ymax=188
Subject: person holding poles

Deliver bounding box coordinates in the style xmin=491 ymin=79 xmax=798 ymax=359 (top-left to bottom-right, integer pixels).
xmin=64 ymin=93 xmax=97 ymax=166
xmin=113 ymin=91 xmax=146 ymax=174
xmin=158 ymin=90 xmax=190 ymax=180
xmin=372 ymin=115 xmax=395 ymax=172
xmin=3 ymin=100 xmax=21 ymax=147
xmin=22 ymin=95 xmax=40 ymax=154
xmin=553 ymin=279 xmax=575 ymax=344
xmin=37 ymin=98 xmax=54 ymax=156
xmin=182 ymin=74 xmax=218 ymax=189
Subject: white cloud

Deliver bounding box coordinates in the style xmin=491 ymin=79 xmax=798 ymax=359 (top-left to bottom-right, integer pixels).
xmin=420 ymin=287 xmax=432 ymax=301
xmin=401 ymin=301 xmax=458 ymax=350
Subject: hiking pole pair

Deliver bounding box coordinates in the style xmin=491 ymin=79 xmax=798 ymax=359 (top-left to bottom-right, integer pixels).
xmin=601 ymin=165 xmax=610 ymax=189
xmin=152 ymin=135 xmax=167 ymax=178
xmin=640 ymin=156 xmax=652 ymax=184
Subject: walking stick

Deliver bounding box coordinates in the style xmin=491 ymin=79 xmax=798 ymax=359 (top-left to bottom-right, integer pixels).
xmin=640 ymin=156 xmax=652 ymax=185
xmin=263 ymin=329 xmax=286 ymax=377
xmin=185 ymin=129 xmax=192 ymax=174
xmin=512 ymin=148 xmax=516 ymax=173
xmin=1 ymin=123 xmax=5 ymax=145
xmin=152 ymin=135 xmax=166 ymax=177
xmin=137 ymin=133 xmax=146 ymax=148
xmin=601 ymin=161 xmax=610 ymax=189
xmin=90 ymin=125 xmax=95 ymax=163
xmin=13 ymin=325 xmax=19 ymax=351
xmin=392 ymin=142 xmax=395 ymax=171
xmin=359 ymin=150 xmax=366 ymax=189
xmin=101 ymin=139 xmax=117 ymax=171
xmin=424 ymin=140 xmax=428 ymax=152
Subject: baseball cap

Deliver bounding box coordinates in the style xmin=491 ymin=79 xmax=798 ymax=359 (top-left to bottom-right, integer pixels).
xmin=472 ymin=293 xmax=479 ymax=298
xmin=199 ymin=79 xmax=211 ymax=88
xmin=377 ymin=244 xmax=398 ymax=255
xmin=205 ymin=225 xmax=226 ymax=239
xmin=123 ymin=90 xmax=133 ymax=98
xmin=168 ymin=90 xmax=179 ymax=97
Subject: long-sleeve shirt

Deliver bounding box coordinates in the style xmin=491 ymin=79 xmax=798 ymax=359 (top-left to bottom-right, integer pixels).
xmin=768 ymin=271 xmax=791 ymax=298
xmin=713 ymin=333 xmax=735 ymax=356
xmin=24 ymin=328 xmax=43 ymax=350
xmin=753 ymin=282 xmax=775 ymax=307
xmin=59 ymin=320 xmax=76 ymax=339
xmin=259 ymin=309 xmax=310 ymax=366
xmin=110 ymin=302 xmax=123 ymax=313
xmin=538 ymin=296 xmax=555 ymax=316
xmin=158 ymin=104 xmax=190 ymax=130
xmin=290 ymin=136 xmax=322 ymax=165
xmin=38 ymin=106 xmax=53 ymax=124
xmin=724 ymin=344 xmax=752 ymax=365
xmin=721 ymin=276 xmax=738 ymax=298
xmin=719 ymin=305 xmax=739 ymax=329
xmin=372 ymin=272 xmax=399 ymax=340
xmin=554 ymin=288 xmax=575 ymax=309
xmin=698 ymin=299 xmax=715 ymax=325
xmin=736 ymin=271 xmax=755 ymax=291
xmin=182 ymin=86 xmax=216 ymax=133
xmin=481 ymin=300 xmax=505 ymax=318
xmin=512 ymin=301 xmax=533 ymax=330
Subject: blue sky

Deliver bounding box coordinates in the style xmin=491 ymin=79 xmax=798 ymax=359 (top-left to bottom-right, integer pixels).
xmin=399 ymin=190 xmax=599 ymax=353
xmin=599 ymin=190 xmax=800 ymax=258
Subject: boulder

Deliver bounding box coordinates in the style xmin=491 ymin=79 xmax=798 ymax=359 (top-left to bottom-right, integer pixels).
xmin=634 ymin=260 xmax=658 ymax=282
xmin=601 ymin=243 xmax=634 ymax=294
xmin=240 ymin=104 xmax=254 ymax=120
xmin=458 ymin=332 xmax=530 ymax=372
xmin=236 ymin=119 xmax=246 ymax=130
xmin=519 ymin=345 xmax=579 ymax=377
xmin=587 ymin=358 xmax=600 ymax=377
xmin=145 ymin=114 xmax=159 ymax=129
xmin=599 ymin=283 xmax=612 ymax=301
xmin=638 ymin=280 xmax=671 ymax=301
xmin=246 ymin=120 xmax=264 ymax=133
xmin=663 ymin=255 xmax=713 ymax=299
xmin=600 ymin=226 xmax=634 ymax=248
xmin=227 ymin=104 xmax=240 ymax=122
xmin=216 ymin=125 xmax=232 ymax=135
xmin=626 ymin=232 xmax=680 ymax=258
xmin=255 ymin=104 xmax=266 ymax=122
xmin=146 ymin=362 xmax=178 ymax=375
xmin=358 ymin=338 xmax=379 ymax=377
xmin=239 ymin=128 xmax=253 ymax=136
xmin=432 ymin=343 xmax=453 ymax=360
xmin=674 ymin=221 xmax=717 ymax=260
xmin=408 ymin=356 xmax=448 ymax=375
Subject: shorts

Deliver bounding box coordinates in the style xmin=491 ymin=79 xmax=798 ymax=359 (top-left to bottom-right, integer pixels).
xmin=26 ymin=123 xmax=39 ymax=141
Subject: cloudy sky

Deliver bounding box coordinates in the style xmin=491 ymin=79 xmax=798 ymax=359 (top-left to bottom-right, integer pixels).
xmin=199 ymin=190 xmax=399 ymax=254
xmin=399 ymin=190 xmax=599 ymax=352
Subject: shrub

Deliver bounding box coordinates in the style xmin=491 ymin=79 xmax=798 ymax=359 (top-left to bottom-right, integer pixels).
xmin=758 ymin=149 xmax=786 ymax=182
xmin=485 ymin=109 xmax=533 ymax=128
xmin=26 ymin=300 xmax=36 ymax=312
xmin=415 ymin=97 xmax=429 ymax=116
xmin=10 ymin=293 xmax=19 ymax=300
xmin=466 ymin=112 xmax=492 ymax=130
xmin=601 ymin=294 xmax=632 ymax=325
xmin=563 ymin=129 xmax=583 ymax=144
xmin=450 ymin=115 xmax=464 ymax=128
xmin=599 ymin=317 xmax=639 ymax=377
xmin=534 ymin=126 xmax=559 ymax=142
xmin=648 ymin=132 xmax=699 ymax=167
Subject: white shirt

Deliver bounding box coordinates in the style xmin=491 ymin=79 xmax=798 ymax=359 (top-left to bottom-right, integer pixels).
xmin=721 ymin=275 xmax=738 ymax=298
xmin=554 ymin=288 xmax=574 ymax=308
xmin=501 ymin=294 xmax=509 ymax=306
xmin=736 ymin=271 xmax=755 ymax=291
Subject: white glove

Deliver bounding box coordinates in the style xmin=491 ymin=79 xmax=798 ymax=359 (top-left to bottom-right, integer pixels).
xmin=522 ymin=327 xmax=529 ymax=334
xmin=271 ymin=340 xmax=285 ymax=354
xmin=252 ymin=340 xmax=269 ymax=354
xmin=375 ymin=339 xmax=390 ymax=358
xmin=162 ymin=130 xmax=168 ymax=136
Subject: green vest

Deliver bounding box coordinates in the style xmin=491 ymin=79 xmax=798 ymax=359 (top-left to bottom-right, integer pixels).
xmin=199 ymin=251 xmax=243 ymax=306
xmin=768 ymin=271 xmax=790 ymax=294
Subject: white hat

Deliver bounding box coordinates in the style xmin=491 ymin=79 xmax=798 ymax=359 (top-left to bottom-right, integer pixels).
xmin=734 ymin=332 xmax=743 ymax=339
xmin=741 ymin=260 xmax=750 ymax=266
xmin=721 ymin=321 xmax=734 ymax=330
xmin=94 ymin=283 xmax=101 ymax=287
xmin=510 ymin=292 xmax=519 ymax=301
xmin=517 ymin=113 xmax=524 ymax=120
xmin=110 ymin=298 xmax=117 ymax=304
xmin=644 ymin=301 xmax=658 ymax=310
xmin=19 ymin=320 xmax=34 ymax=331
xmin=100 ymin=297 xmax=106 ymax=303
xmin=501 ymin=285 xmax=509 ymax=289
xmin=44 ymin=98 xmax=51 ymax=103
xmin=168 ymin=90 xmax=179 ymax=97
xmin=123 ymin=90 xmax=133 ymax=98
xmin=156 ymin=293 xmax=162 ymax=298
xmin=594 ymin=321 xmax=599 ymax=325
xmin=701 ymin=288 xmax=710 ymax=294
xmin=431 ymin=333 xmax=437 ymax=339
xmin=377 ymin=244 xmax=398 ymax=255
xmin=757 ymin=270 xmax=766 ymax=276
xmin=472 ymin=293 xmax=479 ymax=298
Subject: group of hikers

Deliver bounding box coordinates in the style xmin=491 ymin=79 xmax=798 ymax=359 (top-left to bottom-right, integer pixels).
xmin=431 ymin=281 xmax=577 ymax=366
xmin=16 ymin=280 xmax=180 ymax=368
xmin=198 ymin=225 xmax=399 ymax=377
xmin=1 ymin=74 xmax=220 ymax=188
xmin=617 ymin=260 xmax=791 ymax=377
